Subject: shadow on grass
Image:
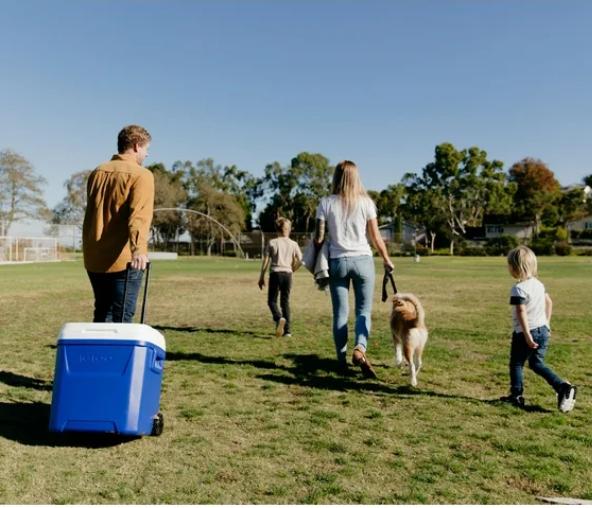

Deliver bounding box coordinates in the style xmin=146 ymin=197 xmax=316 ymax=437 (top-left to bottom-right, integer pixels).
xmin=165 ymin=349 xmax=554 ymax=412
xmin=0 ymin=402 xmax=140 ymax=447
xmin=154 ymin=325 xmax=270 ymax=339
xmin=0 ymin=370 xmax=52 ymax=391
xmin=166 ymin=351 xmax=278 ymax=370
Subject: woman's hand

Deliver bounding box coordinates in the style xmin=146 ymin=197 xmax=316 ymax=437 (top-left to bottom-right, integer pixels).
xmin=384 ymin=260 xmax=394 ymax=273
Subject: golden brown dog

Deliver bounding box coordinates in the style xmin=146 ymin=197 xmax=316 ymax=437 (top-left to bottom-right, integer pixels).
xmin=390 ymin=293 xmax=428 ymax=387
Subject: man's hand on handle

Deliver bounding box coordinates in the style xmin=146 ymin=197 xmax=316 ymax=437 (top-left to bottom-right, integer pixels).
xmin=131 ymin=253 xmax=149 ymax=271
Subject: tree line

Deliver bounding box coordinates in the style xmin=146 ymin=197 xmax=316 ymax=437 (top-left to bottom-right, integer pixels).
xmin=1 ymin=144 xmax=591 ymax=254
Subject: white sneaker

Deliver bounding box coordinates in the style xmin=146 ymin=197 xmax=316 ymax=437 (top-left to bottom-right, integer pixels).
xmin=275 ymin=317 xmax=286 ymax=337
xmin=558 ymin=383 xmax=577 ymax=413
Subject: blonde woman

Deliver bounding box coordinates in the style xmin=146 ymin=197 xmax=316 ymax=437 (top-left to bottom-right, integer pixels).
xmin=314 ymin=160 xmax=394 ymax=376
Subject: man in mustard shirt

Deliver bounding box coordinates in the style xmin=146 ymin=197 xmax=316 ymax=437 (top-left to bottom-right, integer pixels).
xmin=82 ymin=125 xmax=155 ymax=322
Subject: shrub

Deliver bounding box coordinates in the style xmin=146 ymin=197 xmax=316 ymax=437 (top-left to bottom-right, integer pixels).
xmin=576 ymin=248 xmax=592 ymax=256
xmin=459 ymin=245 xmax=487 ymax=256
xmin=554 ymin=241 xmax=572 ymax=256
xmin=415 ymin=243 xmax=429 ymax=256
xmin=485 ymin=235 xmax=518 ymax=256
xmin=530 ymin=237 xmax=554 ymax=255
xmin=555 ymin=227 xmax=569 ymax=242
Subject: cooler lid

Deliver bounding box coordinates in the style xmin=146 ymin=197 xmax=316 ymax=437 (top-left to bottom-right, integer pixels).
xmin=58 ymin=323 xmax=166 ymax=351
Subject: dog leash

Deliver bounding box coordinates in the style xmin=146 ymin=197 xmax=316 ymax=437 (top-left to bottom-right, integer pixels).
xmin=381 ymin=268 xmax=398 ymax=302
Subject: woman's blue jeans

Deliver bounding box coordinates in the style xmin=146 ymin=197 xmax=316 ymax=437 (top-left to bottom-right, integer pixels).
xmin=509 ymin=325 xmax=564 ymax=396
xmin=328 ymin=255 xmax=375 ymax=364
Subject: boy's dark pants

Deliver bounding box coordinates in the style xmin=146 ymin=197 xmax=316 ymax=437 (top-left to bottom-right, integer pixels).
xmin=268 ymin=271 xmax=292 ymax=333
xmin=87 ymin=269 xmax=143 ymax=323
xmin=509 ymin=325 xmax=564 ymax=396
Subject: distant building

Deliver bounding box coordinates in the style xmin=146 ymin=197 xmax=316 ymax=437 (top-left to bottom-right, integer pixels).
xmin=566 ymin=215 xmax=592 ymax=233
xmin=379 ymin=222 xmax=425 ymax=244
xmin=484 ymin=223 xmax=534 ymax=240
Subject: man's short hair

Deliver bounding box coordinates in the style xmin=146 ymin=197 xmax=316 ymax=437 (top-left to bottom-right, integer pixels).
xmin=117 ymin=125 xmax=152 ymax=153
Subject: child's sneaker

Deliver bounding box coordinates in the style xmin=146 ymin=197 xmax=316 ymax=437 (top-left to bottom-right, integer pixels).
xmin=283 ymin=332 xmax=292 ymax=338
xmin=500 ymin=394 xmax=525 ymax=408
xmin=275 ymin=317 xmax=286 ymax=337
xmin=558 ymin=383 xmax=577 ymax=413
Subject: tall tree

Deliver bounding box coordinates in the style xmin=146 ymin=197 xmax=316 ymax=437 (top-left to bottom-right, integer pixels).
xmin=186 ymin=182 xmax=245 ymax=256
xmin=175 ymin=158 xmax=260 ymax=230
xmin=508 ymin=158 xmax=560 ymax=233
xmin=556 ymin=187 xmax=587 ymax=226
xmin=374 ymin=184 xmax=405 ymax=225
xmin=405 ymin=143 xmax=514 ymax=254
xmin=147 ymin=163 xmax=187 ymax=249
xmin=258 ymin=152 xmax=333 ymax=231
xmin=0 ymin=149 xmax=49 ymax=234
xmin=51 ymin=170 xmax=91 ymax=228
xmin=401 ymin=173 xmax=447 ymax=252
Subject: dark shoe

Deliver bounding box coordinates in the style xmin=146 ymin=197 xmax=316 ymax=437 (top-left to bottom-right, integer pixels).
xmin=352 ymin=346 xmax=377 ymax=379
xmin=558 ymin=383 xmax=577 ymax=413
xmin=500 ymin=394 xmax=525 ymax=408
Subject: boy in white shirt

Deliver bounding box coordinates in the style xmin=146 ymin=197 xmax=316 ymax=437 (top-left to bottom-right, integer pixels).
xmin=501 ymin=245 xmax=576 ymax=412
xmin=258 ymin=218 xmax=303 ymax=337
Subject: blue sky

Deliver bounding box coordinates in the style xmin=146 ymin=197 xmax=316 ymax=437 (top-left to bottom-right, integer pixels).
xmin=1 ymin=0 xmax=591 ymax=216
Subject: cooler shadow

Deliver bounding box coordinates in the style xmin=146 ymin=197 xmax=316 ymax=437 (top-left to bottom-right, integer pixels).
xmin=0 ymin=402 xmax=139 ymax=447
xmin=153 ymin=325 xmax=269 ymax=339
xmin=0 ymin=370 xmax=52 ymax=391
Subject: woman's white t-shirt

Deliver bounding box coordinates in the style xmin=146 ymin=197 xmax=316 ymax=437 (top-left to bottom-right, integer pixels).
xmin=316 ymin=194 xmax=377 ymax=258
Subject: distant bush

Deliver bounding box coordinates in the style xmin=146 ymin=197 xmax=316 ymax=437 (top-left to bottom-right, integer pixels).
xmin=415 ymin=243 xmax=430 ymax=256
xmin=432 ymin=248 xmax=451 ymax=256
xmin=485 ymin=235 xmax=518 ymax=256
xmin=530 ymin=237 xmax=554 ymax=255
xmin=459 ymin=245 xmax=487 ymax=256
xmin=555 ymin=227 xmax=569 ymax=242
xmin=576 ymin=248 xmax=592 ymax=256
xmin=554 ymin=241 xmax=572 ymax=256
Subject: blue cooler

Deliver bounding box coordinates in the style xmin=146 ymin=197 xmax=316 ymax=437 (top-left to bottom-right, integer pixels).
xmin=49 ymin=322 xmax=166 ymax=436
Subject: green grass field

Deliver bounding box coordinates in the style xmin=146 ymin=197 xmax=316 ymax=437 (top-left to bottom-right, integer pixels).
xmin=0 ymin=255 xmax=590 ymax=504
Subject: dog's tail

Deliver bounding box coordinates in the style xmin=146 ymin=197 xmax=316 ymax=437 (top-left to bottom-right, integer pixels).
xmin=397 ymin=293 xmax=425 ymax=327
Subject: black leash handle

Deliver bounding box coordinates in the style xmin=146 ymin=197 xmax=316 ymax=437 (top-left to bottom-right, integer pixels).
xmin=381 ymin=269 xmax=398 ymax=302
xmin=122 ymin=261 xmax=151 ymax=323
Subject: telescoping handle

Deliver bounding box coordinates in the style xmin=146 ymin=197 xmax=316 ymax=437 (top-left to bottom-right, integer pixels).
xmin=122 ymin=261 xmax=151 ymax=323
xmin=381 ymin=269 xmax=398 ymax=302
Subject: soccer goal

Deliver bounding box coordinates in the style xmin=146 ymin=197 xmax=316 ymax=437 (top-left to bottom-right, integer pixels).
xmin=0 ymin=236 xmax=59 ymax=263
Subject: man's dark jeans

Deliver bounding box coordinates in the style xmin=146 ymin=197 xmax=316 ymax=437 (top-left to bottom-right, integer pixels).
xmin=268 ymin=271 xmax=292 ymax=334
xmin=87 ymin=269 xmax=143 ymax=323
xmin=509 ymin=325 xmax=564 ymax=396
